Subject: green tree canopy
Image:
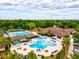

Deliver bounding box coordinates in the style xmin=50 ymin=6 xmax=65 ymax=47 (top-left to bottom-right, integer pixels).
xmin=27 ymin=51 xmax=37 ymax=59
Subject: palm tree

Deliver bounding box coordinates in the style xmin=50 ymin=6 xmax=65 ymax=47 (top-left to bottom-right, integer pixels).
xmin=28 ymin=23 xmax=36 ymax=30
xmin=15 ymin=54 xmax=23 ymax=59
xmin=0 ymin=34 xmax=4 ymax=43
xmin=27 ymin=51 xmax=37 ymax=59
xmin=37 ymin=27 xmax=41 ymax=34
xmin=43 ymin=56 xmax=50 ymax=59
xmin=8 ymin=51 xmax=23 ymax=59
xmin=47 ymin=29 xmax=52 ymax=37
xmin=73 ymin=32 xmax=79 ymax=43
xmin=63 ymin=35 xmax=70 ymax=59
xmin=4 ymin=37 xmax=11 ymax=51
xmin=56 ymin=35 xmax=70 ymax=59
xmin=56 ymin=48 xmax=65 ymax=59
xmin=71 ymin=52 xmax=79 ymax=59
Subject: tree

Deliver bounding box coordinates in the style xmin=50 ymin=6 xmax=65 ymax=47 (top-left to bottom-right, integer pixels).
xmin=15 ymin=54 xmax=23 ymax=59
xmin=71 ymin=52 xmax=79 ymax=59
xmin=56 ymin=48 xmax=65 ymax=59
xmin=43 ymin=56 xmax=50 ymax=59
xmin=75 ymin=25 xmax=79 ymax=31
xmin=27 ymin=51 xmax=37 ymax=59
xmin=4 ymin=37 xmax=11 ymax=51
xmin=8 ymin=25 xmax=14 ymax=31
xmin=64 ymin=25 xmax=69 ymax=29
xmin=2 ymin=27 xmax=8 ymax=31
xmin=8 ymin=51 xmax=23 ymax=59
xmin=47 ymin=29 xmax=52 ymax=37
xmin=0 ymin=20 xmax=79 ymax=31
xmin=28 ymin=23 xmax=36 ymax=30
xmin=63 ymin=35 xmax=70 ymax=59
xmin=0 ymin=34 xmax=4 ymax=43
xmin=73 ymin=32 xmax=79 ymax=43
xmin=56 ymin=35 xmax=71 ymax=59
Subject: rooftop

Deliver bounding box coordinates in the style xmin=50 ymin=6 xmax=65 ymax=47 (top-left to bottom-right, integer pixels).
xmin=38 ymin=27 xmax=74 ymax=37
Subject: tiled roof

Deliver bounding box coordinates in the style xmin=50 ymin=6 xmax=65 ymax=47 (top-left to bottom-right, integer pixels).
xmin=39 ymin=27 xmax=74 ymax=37
xmin=11 ymin=35 xmax=27 ymax=41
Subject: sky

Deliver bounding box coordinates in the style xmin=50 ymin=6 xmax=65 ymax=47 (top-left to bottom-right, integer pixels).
xmin=0 ymin=0 xmax=79 ymax=20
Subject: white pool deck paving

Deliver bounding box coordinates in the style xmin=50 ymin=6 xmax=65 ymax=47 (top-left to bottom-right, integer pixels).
xmin=10 ymin=37 xmax=63 ymax=56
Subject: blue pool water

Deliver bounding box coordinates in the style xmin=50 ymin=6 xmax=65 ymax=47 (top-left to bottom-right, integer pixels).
xmin=10 ymin=31 xmax=30 ymax=36
xmin=30 ymin=40 xmax=57 ymax=49
xmin=13 ymin=41 xmax=20 ymax=45
xmin=37 ymin=36 xmax=48 ymax=40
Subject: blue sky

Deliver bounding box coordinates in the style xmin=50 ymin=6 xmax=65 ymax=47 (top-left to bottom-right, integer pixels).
xmin=0 ymin=0 xmax=79 ymax=19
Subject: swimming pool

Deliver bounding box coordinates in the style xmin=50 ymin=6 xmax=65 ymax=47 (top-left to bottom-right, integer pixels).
xmin=30 ymin=36 xmax=57 ymax=49
xmin=30 ymin=40 xmax=57 ymax=49
xmin=10 ymin=31 xmax=30 ymax=36
xmin=37 ymin=36 xmax=48 ymax=40
xmin=13 ymin=41 xmax=20 ymax=45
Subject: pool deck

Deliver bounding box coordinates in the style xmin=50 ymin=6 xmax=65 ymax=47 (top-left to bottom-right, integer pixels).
xmin=10 ymin=37 xmax=62 ymax=56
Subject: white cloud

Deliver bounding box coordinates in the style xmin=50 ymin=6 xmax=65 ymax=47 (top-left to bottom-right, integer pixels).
xmin=0 ymin=0 xmax=79 ymax=9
